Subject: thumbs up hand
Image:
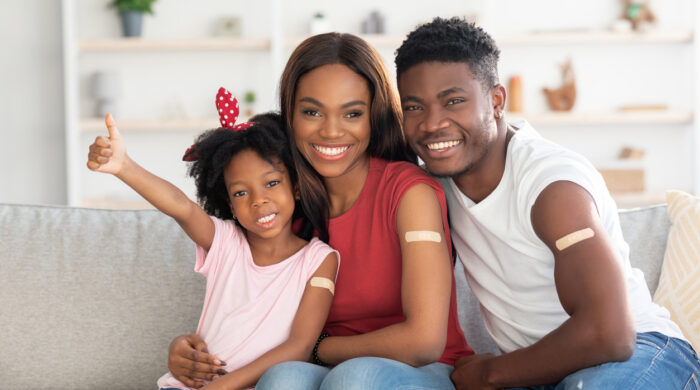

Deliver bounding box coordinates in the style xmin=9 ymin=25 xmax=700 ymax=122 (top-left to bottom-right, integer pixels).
xmin=87 ymin=113 xmax=128 ymax=175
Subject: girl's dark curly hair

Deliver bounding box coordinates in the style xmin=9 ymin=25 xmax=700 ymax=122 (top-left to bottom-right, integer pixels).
xmin=186 ymin=112 xmax=325 ymax=241
xmin=395 ymin=17 xmax=501 ymax=90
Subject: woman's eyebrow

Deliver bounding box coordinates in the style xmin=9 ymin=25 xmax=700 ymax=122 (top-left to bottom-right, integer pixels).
xmin=341 ymin=100 xmax=367 ymax=109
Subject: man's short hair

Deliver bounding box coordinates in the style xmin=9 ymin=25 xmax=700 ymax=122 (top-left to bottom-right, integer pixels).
xmin=395 ymin=17 xmax=501 ymax=90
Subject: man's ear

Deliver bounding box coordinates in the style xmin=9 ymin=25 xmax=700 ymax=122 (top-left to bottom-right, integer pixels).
xmin=491 ymin=84 xmax=507 ymax=114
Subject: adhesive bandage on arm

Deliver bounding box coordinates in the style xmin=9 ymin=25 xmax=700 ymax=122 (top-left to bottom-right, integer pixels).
xmin=555 ymin=228 xmax=595 ymax=251
xmin=310 ymin=277 xmax=335 ymax=295
xmin=404 ymin=230 xmax=442 ymax=243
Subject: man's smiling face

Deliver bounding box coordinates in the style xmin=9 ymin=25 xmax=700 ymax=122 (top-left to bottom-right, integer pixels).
xmin=398 ymin=61 xmax=499 ymax=179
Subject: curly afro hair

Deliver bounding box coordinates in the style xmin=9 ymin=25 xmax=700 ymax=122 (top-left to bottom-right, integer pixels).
xmin=186 ymin=112 xmax=303 ymax=224
xmin=395 ymin=17 xmax=501 ymax=90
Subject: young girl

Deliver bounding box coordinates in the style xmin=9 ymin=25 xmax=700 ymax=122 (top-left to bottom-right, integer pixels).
xmin=86 ymin=88 xmax=339 ymax=390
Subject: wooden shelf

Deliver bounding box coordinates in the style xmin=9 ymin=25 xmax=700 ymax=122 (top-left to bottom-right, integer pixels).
xmin=285 ymin=30 xmax=693 ymax=50
xmin=78 ymin=37 xmax=271 ymax=52
xmin=80 ymin=118 xmax=220 ymax=132
xmin=495 ymin=30 xmax=693 ymax=45
xmin=507 ymin=110 xmax=693 ymax=126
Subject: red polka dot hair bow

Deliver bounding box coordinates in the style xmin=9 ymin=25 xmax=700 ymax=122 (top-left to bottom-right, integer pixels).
xmin=182 ymin=87 xmax=255 ymax=161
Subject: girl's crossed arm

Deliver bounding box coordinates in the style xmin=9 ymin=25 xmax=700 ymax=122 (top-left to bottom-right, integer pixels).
xmin=87 ymin=114 xmax=215 ymax=250
xmin=202 ymin=252 xmax=339 ymax=390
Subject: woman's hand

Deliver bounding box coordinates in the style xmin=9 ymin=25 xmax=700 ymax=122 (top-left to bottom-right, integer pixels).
xmin=86 ymin=113 xmax=127 ymax=175
xmin=168 ymin=334 xmax=227 ymax=388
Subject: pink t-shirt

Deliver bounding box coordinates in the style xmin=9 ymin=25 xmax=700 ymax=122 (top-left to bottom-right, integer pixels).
xmin=157 ymin=217 xmax=338 ymax=389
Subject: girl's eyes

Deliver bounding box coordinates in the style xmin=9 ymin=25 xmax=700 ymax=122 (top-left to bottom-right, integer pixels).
xmin=232 ymin=190 xmax=247 ymax=197
xmin=266 ymin=180 xmax=280 ymax=188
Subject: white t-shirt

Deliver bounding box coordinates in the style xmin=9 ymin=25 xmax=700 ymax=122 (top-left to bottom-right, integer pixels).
xmin=157 ymin=217 xmax=338 ymax=389
xmin=439 ymin=120 xmax=684 ymax=353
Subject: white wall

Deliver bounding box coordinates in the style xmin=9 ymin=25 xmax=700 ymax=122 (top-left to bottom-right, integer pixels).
xmin=0 ymin=1 xmax=66 ymax=205
xmin=1 ymin=0 xmax=696 ymax=206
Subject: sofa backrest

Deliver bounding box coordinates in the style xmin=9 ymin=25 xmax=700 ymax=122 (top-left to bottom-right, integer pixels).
xmin=0 ymin=204 xmax=202 ymax=389
xmin=0 ymin=203 xmax=671 ymax=388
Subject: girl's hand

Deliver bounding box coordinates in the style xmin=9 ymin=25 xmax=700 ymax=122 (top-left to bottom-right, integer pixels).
xmin=86 ymin=113 xmax=127 ymax=175
xmin=168 ymin=334 xmax=227 ymax=388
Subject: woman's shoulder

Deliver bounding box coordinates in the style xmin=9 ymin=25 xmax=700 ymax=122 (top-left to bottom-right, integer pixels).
xmin=373 ymin=158 xmax=432 ymax=180
xmin=373 ymin=158 xmax=442 ymax=191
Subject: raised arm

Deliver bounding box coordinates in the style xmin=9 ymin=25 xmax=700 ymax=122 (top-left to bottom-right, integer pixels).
xmin=201 ymin=252 xmax=339 ymax=389
xmin=316 ymin=183 xmax=453 ymax=367
xmin=87 ymin=114 xmax=214 ymax=250
xmin=452 ymin=180 xmax=635 ymax=389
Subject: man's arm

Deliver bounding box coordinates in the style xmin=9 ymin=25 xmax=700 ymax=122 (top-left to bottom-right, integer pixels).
xmin=452 ymin=180 xmax=635 ymax=389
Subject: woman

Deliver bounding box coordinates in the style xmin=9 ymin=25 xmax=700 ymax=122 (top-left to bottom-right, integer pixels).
xmin=167 ymin=33 xmax=473 ymax=389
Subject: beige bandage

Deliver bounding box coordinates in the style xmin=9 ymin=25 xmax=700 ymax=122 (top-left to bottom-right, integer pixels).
xmin=405 ymin=230 xmax=442 ymax=243
xmin=555 ymin=228 xmax=595 ymax=251
xmin=310 ymin=277 xmax=335 ymax=295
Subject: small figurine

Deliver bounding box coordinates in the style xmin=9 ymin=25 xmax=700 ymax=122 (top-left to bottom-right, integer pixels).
xmin=543 ymin=59 xmax=576 ymax=112
xmin=621 ymin=0 xmax=655 ymax=31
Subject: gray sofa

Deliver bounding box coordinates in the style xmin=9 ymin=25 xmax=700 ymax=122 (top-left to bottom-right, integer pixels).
xmin=0 ymin=203 xmax=670 ymax=389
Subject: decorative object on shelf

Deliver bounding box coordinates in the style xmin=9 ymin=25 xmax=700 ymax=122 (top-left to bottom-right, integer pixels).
xmin=619 ymin=146 xmax=646 ymax=159
xmin=361 ymin=11 xmax=385 ymax=34
xmin=310 ymin=12 xmax=331 ymax=35
xmin=619 ymin=104 xmax=668 ymax=112
xmin=215 ymin=16 xmax=242 ymax=37
xmin=244 ymin=90 xmax=256 ymax=119
xmin=542 ymin=59 xmax=576 ymax=111
xmin=91 ymin=71 xmax=122 ymax=117
xmin=621 ymin=0 xmax=656 ymax=31
xmin=507 ymin=75 xmax=523 ymax=113
xmin=108 ymin=0 xmax=157 ymax=38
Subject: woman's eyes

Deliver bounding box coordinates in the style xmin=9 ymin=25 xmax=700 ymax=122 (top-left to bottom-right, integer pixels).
xmin=302 ymin=109 xmax=321 ymax=117
xmin=345 ymin=110 xmax=363 ymax=119
xmin=301 ymin=109 xmax=363 ymax=118
xmin=404 ymin=105 xmax=421 ymax=111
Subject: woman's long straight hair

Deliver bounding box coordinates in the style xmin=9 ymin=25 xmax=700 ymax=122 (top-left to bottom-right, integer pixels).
xmin=280 ymin=33 xmax=416 ymax=242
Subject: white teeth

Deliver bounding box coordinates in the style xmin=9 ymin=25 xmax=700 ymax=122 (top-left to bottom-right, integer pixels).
xmin=313 ymin=145 xmax=350 ymax=156
xmin=426 ymin=140 xmax=462 ymax=150
xmin=257 ymin=213 xmax=276 ymax=223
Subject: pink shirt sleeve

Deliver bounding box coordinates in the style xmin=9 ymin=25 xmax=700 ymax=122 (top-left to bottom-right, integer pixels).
xmin=194 ymin=217 xmax=243 ymax=277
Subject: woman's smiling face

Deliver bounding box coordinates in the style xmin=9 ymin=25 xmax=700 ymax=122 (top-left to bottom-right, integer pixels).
xmin=291 ymin=63 xmax=372 ymax=180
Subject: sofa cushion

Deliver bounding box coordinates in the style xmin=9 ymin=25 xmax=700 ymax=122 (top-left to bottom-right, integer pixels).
xmin=652 ymin=191 xmax=700 ymax=351
xmin=0 ymin=204 xmax=204 ymax=390
xmin=618 ymin=204 xmax=670 ymax=294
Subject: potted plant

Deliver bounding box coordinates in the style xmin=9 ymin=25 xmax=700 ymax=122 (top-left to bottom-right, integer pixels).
xmin=108 ymin=0 xmax=157 ymax=38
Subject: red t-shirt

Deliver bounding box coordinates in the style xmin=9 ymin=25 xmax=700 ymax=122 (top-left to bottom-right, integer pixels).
xmin=325 ymin=157 xmax=473 ymax=365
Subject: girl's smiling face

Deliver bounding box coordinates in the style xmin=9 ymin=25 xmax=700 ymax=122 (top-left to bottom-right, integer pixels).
xmin=224 ymin=149 xmax=296 ymax=240
xmin=291 ymin=63 xmax=372 ymax=180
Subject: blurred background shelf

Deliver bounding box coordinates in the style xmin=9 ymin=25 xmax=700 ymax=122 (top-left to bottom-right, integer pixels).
xmin=78 ymin=37 xmax=271 ymax=51
xmin=80 ymin=118 xmax=220 ymax=132
xmin=285 ymin=30 xmax=693 ymax=49
xmin=508 ymin=110 xmax=693 ymax=126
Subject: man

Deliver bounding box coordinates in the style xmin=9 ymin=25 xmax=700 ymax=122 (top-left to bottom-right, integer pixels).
xmin=395 ymin=17 xmax=700 ymax=389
